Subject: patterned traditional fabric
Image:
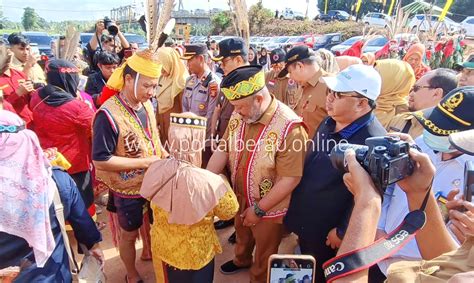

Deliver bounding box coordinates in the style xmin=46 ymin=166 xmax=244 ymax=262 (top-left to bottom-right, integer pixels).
xmin=0 ymin=110 xmax=56 ymax=267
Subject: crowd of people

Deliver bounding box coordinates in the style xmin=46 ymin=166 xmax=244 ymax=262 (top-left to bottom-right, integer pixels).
xmin=1 ymin=17 xmax=474 ymax=283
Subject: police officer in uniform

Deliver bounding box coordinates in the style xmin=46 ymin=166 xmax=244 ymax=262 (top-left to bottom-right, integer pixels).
xmin=181 ymin=44 xmax=221 ymax=167
xmin=265 ymin=48 xmax=300 ymax=110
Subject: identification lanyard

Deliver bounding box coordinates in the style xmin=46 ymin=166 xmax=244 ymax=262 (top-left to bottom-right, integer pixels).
xmin=323 ymin=185 xmax=432 ymax=282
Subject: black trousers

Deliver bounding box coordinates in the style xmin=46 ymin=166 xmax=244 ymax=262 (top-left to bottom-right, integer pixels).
xmin=165 ymin=259 xmax=214 ymax=283
xmin=299 ymin=237 xmax=336 ymax=283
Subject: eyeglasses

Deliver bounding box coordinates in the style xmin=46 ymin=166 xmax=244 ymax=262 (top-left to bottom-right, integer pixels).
xmin=328 ymin=89 xmax=365 ymax=100
xmin=410 ymin=85 xmax=434 ymax=93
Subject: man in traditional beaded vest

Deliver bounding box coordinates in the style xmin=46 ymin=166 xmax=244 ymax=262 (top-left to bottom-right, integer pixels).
xmin=92 ymin=49 xmax=165 ymax=283
xmin=207 ymin=65 xmax=308 ymax=282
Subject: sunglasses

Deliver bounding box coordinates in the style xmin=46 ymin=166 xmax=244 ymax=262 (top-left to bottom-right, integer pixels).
xmin=328 ymin=89 xmax=365 ymax=100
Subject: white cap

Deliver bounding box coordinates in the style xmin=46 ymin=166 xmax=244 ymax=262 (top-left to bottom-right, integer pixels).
xmin=322 ymin=64 xmax=382 ymax=101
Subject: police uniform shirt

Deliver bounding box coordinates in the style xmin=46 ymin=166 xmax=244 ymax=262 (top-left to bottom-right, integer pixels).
xmin=182 ymin=69 xmax=221 ymax=139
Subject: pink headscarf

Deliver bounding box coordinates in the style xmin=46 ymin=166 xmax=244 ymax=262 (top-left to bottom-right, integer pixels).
xmin=0 ymin=110 xmax=56 ymax=267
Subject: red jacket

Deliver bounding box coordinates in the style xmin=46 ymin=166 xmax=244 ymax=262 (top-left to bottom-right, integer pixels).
xmin=0 ymin=69 xmax=34 ymax=128
xmin=30 ymin=90 xmax=95 ymax=174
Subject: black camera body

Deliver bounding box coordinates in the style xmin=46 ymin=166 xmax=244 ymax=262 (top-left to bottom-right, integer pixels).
xmin=330 ymin=136 xmax=414 ymax=192
xmin=103 ymin=17 xmax=118 ymax=36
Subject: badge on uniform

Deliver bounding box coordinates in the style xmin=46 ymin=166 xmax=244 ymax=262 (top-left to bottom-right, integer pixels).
xmin=288 ymin=79 xmax=295 ymax=86
xmin=259 ymin=178 xmax=273 ymax=198
xmin=209 ymin=82 xmax=218 ymax=97
xmin=199 ymin=103 xmax=206 ymax=110
xmin=268 ymin=80 xmax=275 ymax=87
xmin=229 ymin=118 xmax=239 ymax=132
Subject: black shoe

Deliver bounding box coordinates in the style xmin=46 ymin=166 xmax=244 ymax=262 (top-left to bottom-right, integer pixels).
xmin=220 ymin=260 xmax=250 ymax=275
xmin=214 ymin=219 xmax=234 ymax=230
xmin=228 ymin=231 xmax=236 ymax=244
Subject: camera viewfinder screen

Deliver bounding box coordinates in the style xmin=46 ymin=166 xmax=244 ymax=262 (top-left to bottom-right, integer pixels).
xmin=269 ymin=258 xmax=314 ymax=283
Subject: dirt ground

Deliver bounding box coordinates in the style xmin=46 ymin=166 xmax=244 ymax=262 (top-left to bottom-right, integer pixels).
xmin=73 ymin=205 xmax=298 ymax=283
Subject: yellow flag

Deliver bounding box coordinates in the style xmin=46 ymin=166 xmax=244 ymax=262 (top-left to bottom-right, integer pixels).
xmin=387 ymin=0 xmax=395 ymax=16
xmin=356 ymin=0 xmax=363 ymax=13
xmin=439 ymin=0 xmax=453 ymax=21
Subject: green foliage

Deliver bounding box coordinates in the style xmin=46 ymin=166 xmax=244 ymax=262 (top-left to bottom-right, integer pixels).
xmin=248 ymin=0 xmax=274 ymax=34
xmin=211 ymin=11 xmax=232 ymax=34
xmin=192 ymin=24 xmax=212 ymax=36
xmin=22 ymin=7 xmax=40 ymax=31
xmin=228 ymin=18 xmax=364 ymax=39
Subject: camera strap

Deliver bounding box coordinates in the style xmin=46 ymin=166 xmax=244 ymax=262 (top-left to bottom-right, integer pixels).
xmin=323 ymin=186 xmax=432 ymax=282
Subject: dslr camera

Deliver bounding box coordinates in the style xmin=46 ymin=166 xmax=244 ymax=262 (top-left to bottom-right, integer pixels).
xmin=330 ymin=136 xmax=414 ymax=192
xmin=103 ymin=17 xmax=118 ymax=36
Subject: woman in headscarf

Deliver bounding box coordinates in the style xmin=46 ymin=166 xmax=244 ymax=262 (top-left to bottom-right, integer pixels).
xmin=0 ymin=110 xmax=103 ymax=282
xmin=403 ymin=43 xmax=431 ymax=80
xmin=259 ymin=47 xmax=270 ymax=70
xmin=248 ymin=46 xmax=258 ymax=65
xmin=29 ymin=59 xmax=96 ymax=217
xmin=314 ymin=48 xmax=340 ymax=73
xmin=361 ymin=52 xmax=376 ymax=66
xmin=335 ymin=55 xmax=362 ymax=71
xmin=155 ymin=47 xmax=189 ymax=146
xmin=374 ymin=59 xmax=416 ymax=127
xmin=140 ymin=113 xmax=239 ymax=283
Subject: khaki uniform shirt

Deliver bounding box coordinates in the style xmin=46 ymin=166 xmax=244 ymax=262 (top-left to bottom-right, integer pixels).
xmin=220 ymin=97 xmax=308 ymax=221
xmin=10 ymin=56 xmax=46 ymax=84
xmin=386 ymin=112 xmax=424 ymax=139
xmin=295 ymin=69 xmax=329 ymax=138
xmin=265 ymin=69 xmax=301 ymax=110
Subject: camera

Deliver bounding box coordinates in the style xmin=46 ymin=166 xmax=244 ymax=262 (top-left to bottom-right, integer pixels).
xmin=330 ymin=136 xmax=414 ymax=192
xmin=103 ymin=17 xmax=118 ymax=36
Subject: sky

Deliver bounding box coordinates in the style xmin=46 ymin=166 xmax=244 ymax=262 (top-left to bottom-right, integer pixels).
xmin=2 ymin=0 xmax=319 ymax=22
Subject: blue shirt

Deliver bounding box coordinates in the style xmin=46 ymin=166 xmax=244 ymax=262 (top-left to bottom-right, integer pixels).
xmin=284 ymin=111 xmax=386 ymax=243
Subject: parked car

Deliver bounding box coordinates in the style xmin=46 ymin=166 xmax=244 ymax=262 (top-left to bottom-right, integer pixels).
xmin=318 ymin=10 xmax=350 ymax=22
xmin=286 ymin=35 xmax=318 ymax=49
xmin=461 ymin=16 xmax=474 ymax=38
xmin=330 ymin=36 xmax=362 ymax=54
xmin=362 ymin=36 xmax=389 ymax=53
xmin=408 ymin=14 xmax=461 ymax=34
xmin=22 ymin=31 xmax=53 ymax=57
xmin=362 ymin=13 xmax=391 ymax=28
xmin=265 ymin=36 xmax=291 ymax=50
xmin=280 ymin=8 xmax=305 ymax=20
xmin=123 ymin=33 xmax=147 ymax=49
xmin=313 ymin=33 xmax=343 ymax=50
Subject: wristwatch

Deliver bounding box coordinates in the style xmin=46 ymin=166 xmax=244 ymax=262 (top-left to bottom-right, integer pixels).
xmin=253 ymin=202 xmax=266 ymax=218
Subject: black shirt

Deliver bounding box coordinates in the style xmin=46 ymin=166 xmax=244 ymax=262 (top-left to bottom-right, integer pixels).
xmin=85 ymin=71 xmax=107 ymax=106
xmin=285 ymin=111 xmax=386 ymax=242
xmin=92 ymin=104 xmax=148 ymax=161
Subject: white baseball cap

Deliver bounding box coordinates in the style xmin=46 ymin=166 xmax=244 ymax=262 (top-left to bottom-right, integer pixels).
xmin=322 ymin=64 xmax=382 ymax=101
xmin=449 ymin=129 xmax=474 ymax=155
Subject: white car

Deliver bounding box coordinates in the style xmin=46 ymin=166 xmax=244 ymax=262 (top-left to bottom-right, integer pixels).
xmin=461 ymin=16 xmax=474 ymax=38
xmin=280 ymin=8 xmax=305 ymax=20
xmin=363 ymin=13 xmax=391 ymax=28
xmin=408 ymin=14 xmax=461 ymax=34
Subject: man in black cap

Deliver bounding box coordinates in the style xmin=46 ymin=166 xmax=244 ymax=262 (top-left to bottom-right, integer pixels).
xmin=265 ymin=48 xmax=300 ymax=109
xmin=207 ymin=65 xmax=308 ymax=282
xmin=376 ymin=86 xmax=474 ymax=278
xmin=181 ymin=43 xmax=221 ymax=168
xmin=210 ymin=37 xmax=250 ymax=235
xmin=279 ymin=45 xmax=329 ymax=138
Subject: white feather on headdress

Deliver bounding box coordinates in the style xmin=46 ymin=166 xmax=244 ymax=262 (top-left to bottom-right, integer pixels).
xmin=146 ymin=0 xmax=175 ymax=50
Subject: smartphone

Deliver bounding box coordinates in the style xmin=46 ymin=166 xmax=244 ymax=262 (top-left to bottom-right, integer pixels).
xmin=463 ymin=161 xmax=474 ymax=203
xmin=267 ymin=254 xmax=316 ymax=283
xmin=435 ymin=192 xmax=449 ymax=223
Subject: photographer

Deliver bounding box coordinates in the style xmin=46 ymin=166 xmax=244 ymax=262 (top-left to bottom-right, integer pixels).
xmin=332 ymin=146 xmax=462 ymax=282
xmin=375 ymin=87 xmax=474 ymax=278
xmin=86 ymin=18 xmax=130 ymax=72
